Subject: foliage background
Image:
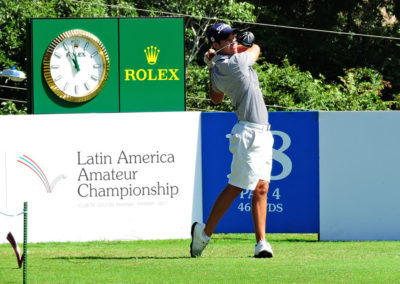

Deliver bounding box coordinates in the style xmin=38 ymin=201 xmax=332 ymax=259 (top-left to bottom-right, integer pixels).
xmin=1 ymin=0 xmax=400 ymax=114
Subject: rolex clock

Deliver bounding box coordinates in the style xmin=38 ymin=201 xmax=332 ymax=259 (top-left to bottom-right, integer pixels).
xmin=43 ymin=29 xmax=110 ymax=102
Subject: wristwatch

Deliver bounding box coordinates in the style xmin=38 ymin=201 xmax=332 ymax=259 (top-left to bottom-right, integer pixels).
xmin=42 ymin=29 xmax=110 ymax=102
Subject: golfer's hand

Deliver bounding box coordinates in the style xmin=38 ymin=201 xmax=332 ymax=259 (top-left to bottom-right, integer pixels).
xmin=203 ymin=49 xmax=216 ymax=69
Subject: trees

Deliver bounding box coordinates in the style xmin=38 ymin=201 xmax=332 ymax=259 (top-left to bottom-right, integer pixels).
xmin=248 ymin=0 xmax=400 ymax=105
xmin=0 ymin=0 xmax=399 ymax=113
xmin=0 ymin=0 xmax=256 ymax=71
xmin=186 ymin=59 xmax=394 ymax=112
xmin=132 ymin=0 xmax=256 ymax=67
xmin=0 ymin=0 xmax=138 ymax=70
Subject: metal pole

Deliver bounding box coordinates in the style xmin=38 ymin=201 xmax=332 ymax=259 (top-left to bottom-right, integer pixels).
xmin=23 ymin=202 xmax=28 ymax=284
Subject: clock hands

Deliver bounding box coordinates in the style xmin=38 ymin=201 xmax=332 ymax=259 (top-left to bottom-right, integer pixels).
xmin=66 ymin=51 xmax=79 ymax=71
xmin=72 ymin=41 xmax=80 ymax=72
xmin=72 ymin=51 xmax=80 ymax=71
xmin=66 ymin=41 xmax=80 ymax=72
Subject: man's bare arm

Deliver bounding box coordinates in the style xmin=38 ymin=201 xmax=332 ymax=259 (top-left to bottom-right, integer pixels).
xmin=209 ymin=69 xmax=225 ymax=104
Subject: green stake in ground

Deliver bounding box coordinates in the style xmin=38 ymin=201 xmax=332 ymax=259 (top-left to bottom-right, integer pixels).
xmin=23 ymin=202 xmax=27 ymax=284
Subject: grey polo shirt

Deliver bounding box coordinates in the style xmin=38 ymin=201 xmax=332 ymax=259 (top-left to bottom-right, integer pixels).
xmin=211 ymin=52 xmax=268 ymax=125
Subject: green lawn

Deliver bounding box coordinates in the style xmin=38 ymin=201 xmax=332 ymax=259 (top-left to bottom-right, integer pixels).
xmin=1 ymin=234 xmax=399 ymax=283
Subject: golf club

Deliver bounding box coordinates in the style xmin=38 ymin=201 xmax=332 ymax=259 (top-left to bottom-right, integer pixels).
xmin=209 ymin=40 xmax=237 ymax=58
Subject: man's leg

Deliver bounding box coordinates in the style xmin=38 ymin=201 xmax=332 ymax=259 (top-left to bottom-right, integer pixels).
xmin=252 ymin=180 xmax=273 ymax=258
xmin=204 ymin=184 xmax=243 ymax=237
xmin=252 ymin=180 xmax=269 ymax=242
xmin=191 ymin=184 xmax=242 ymax=257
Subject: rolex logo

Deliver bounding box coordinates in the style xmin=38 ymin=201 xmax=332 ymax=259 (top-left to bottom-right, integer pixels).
xmin=125 ymin=45 xmax=180 ymax=81
xmin=144 ymin=46 xmax=160 ymax=65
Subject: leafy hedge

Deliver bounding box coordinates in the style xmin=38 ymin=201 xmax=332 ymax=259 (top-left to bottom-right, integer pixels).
xmin=0 ymin=100 xmax=27 ymax=115
xmin=186 ymin=58 xmax=396 ymax=111
xmin=2 ymin=57 xmax=395 ymax=115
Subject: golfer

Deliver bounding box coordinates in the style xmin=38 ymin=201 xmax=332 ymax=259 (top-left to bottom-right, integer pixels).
xmin=190 ymin=23 xmax=274 ymax=258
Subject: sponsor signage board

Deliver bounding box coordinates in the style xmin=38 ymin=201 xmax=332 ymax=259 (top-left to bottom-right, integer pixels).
xmin=0 ymin=112 xmax=202 ymax=243
xmin=30 ymin=18 xmax=184 ymax=114
xmin=119 ymin=18 xmax=185 ymax=112
xmin=201 ymin=112 xmax=319 ymax=233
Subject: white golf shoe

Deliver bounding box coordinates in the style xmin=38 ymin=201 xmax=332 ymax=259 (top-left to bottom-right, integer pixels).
xmin=254 ymin=240 xmax=273 ymax=258
xmin=190 ymin=222 xmax=210 ymax=257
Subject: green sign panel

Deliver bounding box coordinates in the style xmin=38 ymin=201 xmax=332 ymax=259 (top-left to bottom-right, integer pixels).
xmin=30 ymin=18 xmax=185 ymax=114
xmin=119 ymin=18 xmax=185 ymax=112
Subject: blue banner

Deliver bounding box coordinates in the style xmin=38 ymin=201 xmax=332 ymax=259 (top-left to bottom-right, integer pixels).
xmin=201 ymin=112 xmax=319 ymax=233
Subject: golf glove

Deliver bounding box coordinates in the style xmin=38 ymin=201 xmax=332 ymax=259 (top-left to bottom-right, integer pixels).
xmin=203 ymin=50 xmax=216 ymax=69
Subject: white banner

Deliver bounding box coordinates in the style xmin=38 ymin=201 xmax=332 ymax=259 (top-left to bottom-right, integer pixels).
xmin=0 ymin=112 xmax=202 ymax=243
xmin=319 ymin=111 xmax=400 ymax=241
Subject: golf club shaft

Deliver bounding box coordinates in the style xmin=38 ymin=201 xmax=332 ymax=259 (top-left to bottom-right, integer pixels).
xmin=210 ymin=40 xmax=236 ymax=58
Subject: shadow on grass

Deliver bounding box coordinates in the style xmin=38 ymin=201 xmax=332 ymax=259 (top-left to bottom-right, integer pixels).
xmin=272 ymin=239 xmax=318 ymax=243
xmin=213 ymin=236 xmax=253 ymax=241
xmin=50 ymin=256 xmax=191 ymax=261
xmin=214 ymin=236 xmax=318 ymax=243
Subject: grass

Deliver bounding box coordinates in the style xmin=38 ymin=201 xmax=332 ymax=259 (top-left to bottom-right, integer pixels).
xmin=1 ymin=234 xmax=400 ymax=283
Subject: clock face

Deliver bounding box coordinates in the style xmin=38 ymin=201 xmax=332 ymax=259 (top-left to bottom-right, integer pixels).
xmin=43 ymin=29 xmax=110 ymax=102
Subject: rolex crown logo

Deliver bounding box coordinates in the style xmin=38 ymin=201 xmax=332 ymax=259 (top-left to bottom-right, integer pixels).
xmin=144 ymin=46 xmax=160 ymax=65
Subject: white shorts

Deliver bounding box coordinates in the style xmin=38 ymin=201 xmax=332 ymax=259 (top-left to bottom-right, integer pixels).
xmin=226 ymin=121 xmax=274 ymax=191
